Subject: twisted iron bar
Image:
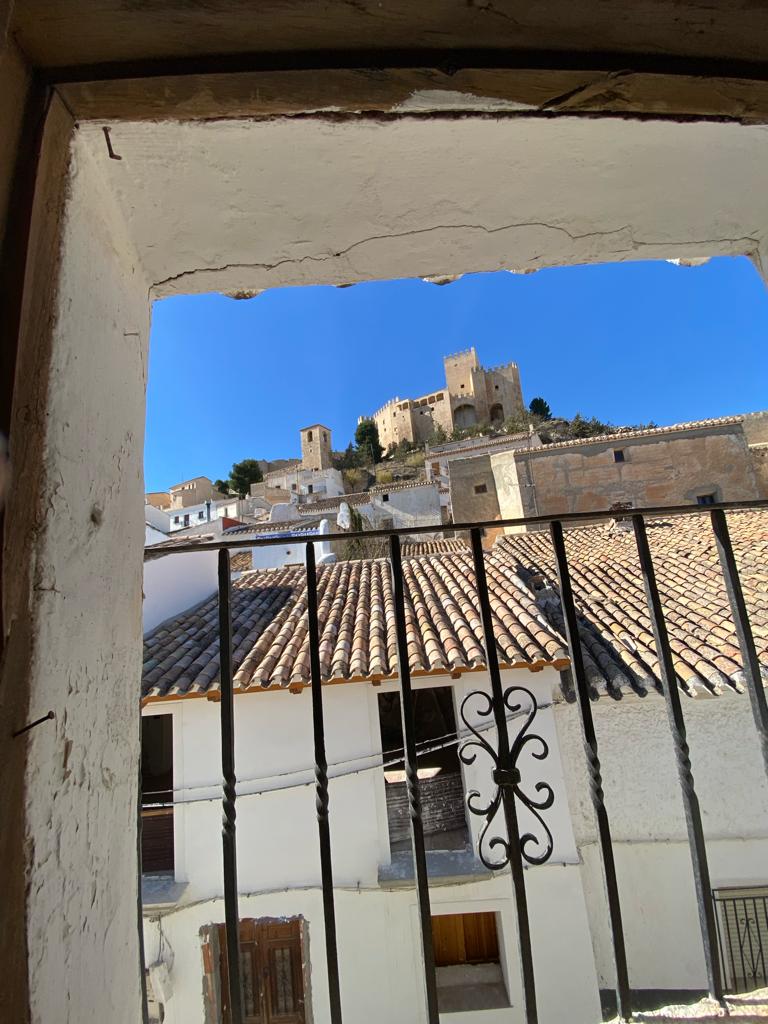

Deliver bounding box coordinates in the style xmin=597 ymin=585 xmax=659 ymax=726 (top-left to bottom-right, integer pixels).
xmin=459 ymin=685 xmax=554 ymax=871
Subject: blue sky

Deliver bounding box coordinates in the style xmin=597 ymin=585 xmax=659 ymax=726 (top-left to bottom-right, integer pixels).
xmin=145 ymin=256 xmax=768 ymax=492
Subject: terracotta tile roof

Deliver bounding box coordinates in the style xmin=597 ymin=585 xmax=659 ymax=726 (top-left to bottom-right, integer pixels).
xmin=142 ymin=510 xmax=768 ymax=704
xmin=142 ymin=552 xmax=569 ymax=701
xmin=528 ymin=416 xmax=744 ymax=454
xmin=225 ymin=518 xmax=324 ymax=535
xmin=427 ymin=432 xmax=532 ymax=457
xmin=496 ymin=510 xmax=768 ymax=698
xmin=230 ymin=551 xmax=252 ymax=573
xmin=402 ymin=538 xmax=469 ymax=557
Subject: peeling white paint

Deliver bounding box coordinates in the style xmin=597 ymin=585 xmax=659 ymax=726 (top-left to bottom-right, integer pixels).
xmin=76 ymin=116 xmax=768 ymax=298
xmin=23 ymin=133 xmax=150 ymax=1024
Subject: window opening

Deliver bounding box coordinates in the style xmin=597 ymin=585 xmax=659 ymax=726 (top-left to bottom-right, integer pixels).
xmin=307 ymin=430 xmax=313 ymax=441
xmin=141 ymin=715 xmax=174 ymax=873
xmin=613 ymin=449 xmax=626 ymax=463
xmin=474 ymin=483 xmax=488 ymax=495
xmin=432 ymin=912 xmax=510 ymax=1013
xmin=377 ymin=686 xmax=468 ymax=853
xmin=697 ymin=493 xmax=717 ymax=505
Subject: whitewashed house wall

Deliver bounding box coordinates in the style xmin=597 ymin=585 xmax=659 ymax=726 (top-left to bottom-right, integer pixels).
xmin=141 ymin=670 xmax=597 ymax=1024
xmin=142 ymin=670 xmax=768 ymax=1024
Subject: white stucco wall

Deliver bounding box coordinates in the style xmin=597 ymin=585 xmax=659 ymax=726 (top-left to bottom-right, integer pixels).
xmin=145 ymin=502 xmax=171 ymax=533
xmin=23 ymin=133 xmax=150 ymax=1024
xmin=376 ymin=484 xmax=442 ymax=526
xmin=144 ymin=869 xmax=599 ymax=1024
xmin=77 ymin=118 xmax=768 ymax=298
xmin=553 ymin=692 xmax=768 ymax=991
xmin=143 ymin=549 xmax=218 ymax=633
xmin=142 ymin=669 xmax=599 ymax=1024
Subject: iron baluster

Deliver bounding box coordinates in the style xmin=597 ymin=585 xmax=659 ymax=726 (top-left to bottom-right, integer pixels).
xmin=467 ymin=527 xmax=540 ymax=1024
xmin=305 ymin=542 xmax=343 ymax=1024
xmin=632 ymin=515 xmax=724 ymax=1004
xmin=709 ymin=508 xmax=768 ymax=778
xmin=388 ymin=535 xmax=440 ymax=1024
xmin=218 ymin=549 xmax=244 ymax=1024
xmin=550 ymin=520 xmax=632 ymax=1020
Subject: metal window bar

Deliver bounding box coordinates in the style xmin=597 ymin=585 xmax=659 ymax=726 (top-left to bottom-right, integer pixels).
xmin=388 ymin=534 xmax=440 ymax=1024
xmin=218 ymin=548 xmax=244 ymax=1024
xmin=632 ymin=514 xmax=724 ymax=1004
xmin=305 ymin=541 xmax=343 ymax=1024
xmin=468 ymin=526 xmax=539 ymax=1024
xmin=550 ymin=520 xmax=631 ymax=1021
xmin=139 ymin=497 xmax=768 ymax=1023
xmin=713 ymin=888 xmax=768 ymax=994
xmin=709 ymin=509 xmax=768 ymax=779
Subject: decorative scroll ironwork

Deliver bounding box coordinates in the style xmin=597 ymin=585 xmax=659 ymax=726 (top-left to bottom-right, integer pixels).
xmin=459 ymin=685 xmax=554 ymax=871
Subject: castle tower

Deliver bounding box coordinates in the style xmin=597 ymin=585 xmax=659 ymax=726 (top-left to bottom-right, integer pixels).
xmin=443 ymin=347 xmax=480 ymax=398
xmin=300 ymin=424 xmax=333 ymax=471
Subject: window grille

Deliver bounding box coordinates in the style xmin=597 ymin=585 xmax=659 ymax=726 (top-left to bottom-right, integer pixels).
xmin=714 ymin=886 xmax=768 ymax=993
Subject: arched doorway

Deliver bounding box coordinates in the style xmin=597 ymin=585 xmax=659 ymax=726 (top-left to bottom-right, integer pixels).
xmin=454 ymin=404 xmax=477 ymax=429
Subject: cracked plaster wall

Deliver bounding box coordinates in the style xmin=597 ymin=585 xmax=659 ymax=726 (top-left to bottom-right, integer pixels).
xmin=77 ymin=116 xmax=768 ymax=299
xmin=23 ymin=132 xmax=150 ymax=1023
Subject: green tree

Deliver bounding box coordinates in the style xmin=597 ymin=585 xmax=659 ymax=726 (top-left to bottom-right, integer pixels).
xmin=213 ymin=478 xmax=231 ymax=495
xmin=529 ymin=397 xmax=552 ymax=420
xmin=430 ymin=423 xmax=448 ymax=445
xmin=355 ymin=419 xmax=383 ymax=464
xmin=228 ymin=458 xmax=263 ymax=497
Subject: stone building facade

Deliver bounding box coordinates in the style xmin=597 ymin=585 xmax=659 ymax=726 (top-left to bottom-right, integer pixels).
xmin=365 ymin=348 xmax=525 ymax=450
xmin=447 ymin=415 xmax=768 ymax=528
xmin=300 ymin=423 xmax=333 ymax=471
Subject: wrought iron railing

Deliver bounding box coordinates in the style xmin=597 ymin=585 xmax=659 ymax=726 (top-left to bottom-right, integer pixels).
xmin=141 ymin=498 xmax=768 ymax=1024
xmin=713 ymin=886 xmax=768 ymax=993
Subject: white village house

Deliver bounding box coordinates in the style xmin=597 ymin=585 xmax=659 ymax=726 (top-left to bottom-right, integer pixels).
xmin=139 ymin=512 xmax=768 ymax=1024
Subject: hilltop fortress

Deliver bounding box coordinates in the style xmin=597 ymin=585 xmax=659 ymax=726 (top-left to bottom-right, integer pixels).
xmin=362 ymin=347 xmax=525 ymax=449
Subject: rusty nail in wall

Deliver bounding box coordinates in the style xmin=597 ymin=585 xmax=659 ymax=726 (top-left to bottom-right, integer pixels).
xmin=12 ymin=710 xmax=55 ymax=738
xmin=102 ymin=126 xmax=122 ymax=160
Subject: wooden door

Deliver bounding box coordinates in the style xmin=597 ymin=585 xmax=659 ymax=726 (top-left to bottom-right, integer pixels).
xmin=215 ymin=919 xmax=305 ymax=1024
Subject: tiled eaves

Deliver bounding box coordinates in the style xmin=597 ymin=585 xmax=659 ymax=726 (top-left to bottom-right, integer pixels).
xmin=521 ymin=415 xmax=744 ymax=455
xmin=497 ymin=510 xmax=768 ymax=700
xmin=142 ymin=552 xmax=570 ymax=704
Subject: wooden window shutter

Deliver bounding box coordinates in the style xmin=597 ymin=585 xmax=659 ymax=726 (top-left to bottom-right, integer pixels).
xmin=432 ymin=913 xmax=499 ymax=967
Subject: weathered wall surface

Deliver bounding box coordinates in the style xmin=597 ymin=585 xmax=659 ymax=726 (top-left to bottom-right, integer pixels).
xmin=491 ymin=449 xmax=538 ymax=527
xmin=509 ymin=426 xmax=760 ymax=517
xmin=21 ymin=130 xmax=149 ymax=1024
xmin=743 ymin=410 xmax=768 ymax=446
xmin=144 ymin=868 xmax=599 ymax=1024
xmin=449 ymin=454 xmax=501 ymax=524
xmin=554 ymin=692 xmax=768 ymax=989
xmin=78 ymin=118 xmax=768 ymax=300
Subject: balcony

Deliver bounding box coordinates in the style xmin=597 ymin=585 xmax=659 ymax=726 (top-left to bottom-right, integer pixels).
xmin=139 ymin=498 xmax=768 ymax=1024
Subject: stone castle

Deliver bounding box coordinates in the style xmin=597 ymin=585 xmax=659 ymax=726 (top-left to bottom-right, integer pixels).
xmin=362 ymin=347 xmax=525 ymax=449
